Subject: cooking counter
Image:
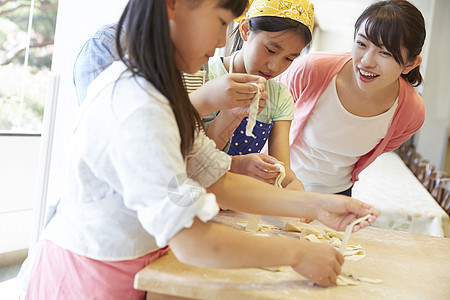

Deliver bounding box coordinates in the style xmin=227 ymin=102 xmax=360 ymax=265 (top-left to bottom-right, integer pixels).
xmin=135 ymin=211 xmax=450 ymax=299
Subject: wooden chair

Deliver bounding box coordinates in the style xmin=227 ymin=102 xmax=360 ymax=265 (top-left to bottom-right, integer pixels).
xmin=415 ymin=160 xmax=434 ymax=184
xmin=398 ymin=145 xmax=415 ymax=165
xmin=431 ymin=178 xmax=450 ymax=216
xmin=424 ymin=171 xmax=447 ymax=194
xmin=408 ymin=153 xmax=422 ymax=175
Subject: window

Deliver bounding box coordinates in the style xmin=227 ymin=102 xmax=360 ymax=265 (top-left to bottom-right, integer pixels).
xmin=0 ymin=0 xmax=58 ymax=259
xmin=0 ymin=0 xmax=59 ymax=133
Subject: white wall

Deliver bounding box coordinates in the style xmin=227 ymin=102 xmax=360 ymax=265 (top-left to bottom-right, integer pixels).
xmin=311 ymin=0 xmax=373 ymax=52
xmin=1 ymin=0 xmax=129 ymax=256
xmin=45 ymin=0 xmax=128 ymax=209
xmin=414 ymin=0 xmax=450 ymax=170
xmin=0 ymin=135 xmax=40 ymax=253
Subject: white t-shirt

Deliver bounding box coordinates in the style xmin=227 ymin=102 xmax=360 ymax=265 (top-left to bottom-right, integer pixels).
xmin=44 ymin=61 xmax=231 ymax=260
xmin=291 ymin=75 xmax=398 ymax=194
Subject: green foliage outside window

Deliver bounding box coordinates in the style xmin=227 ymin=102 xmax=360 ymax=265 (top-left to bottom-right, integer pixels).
xmin=0 ymin=0 xmax=58 ymax=132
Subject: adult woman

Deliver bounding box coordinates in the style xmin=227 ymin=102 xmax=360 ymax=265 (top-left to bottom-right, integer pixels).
xmin=278 ymin=0 xmax=425 ymax=196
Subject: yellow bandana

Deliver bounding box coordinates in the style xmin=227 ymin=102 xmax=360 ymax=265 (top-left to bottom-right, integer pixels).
xmin=235 ymin=0 xmax=314 ymax=33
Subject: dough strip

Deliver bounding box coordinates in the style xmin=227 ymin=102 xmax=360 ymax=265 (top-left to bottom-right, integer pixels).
xmin=245 ymin=83 xmax=259 ymax=138
xmin=339 ymin=214 xmax=371 ymax=254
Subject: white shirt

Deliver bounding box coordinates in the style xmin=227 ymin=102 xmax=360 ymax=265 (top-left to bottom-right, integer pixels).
xmin=44 ymin=62 xmax=231 ymax=260
xmin=291 ymin=75 xmax=398 ymax=194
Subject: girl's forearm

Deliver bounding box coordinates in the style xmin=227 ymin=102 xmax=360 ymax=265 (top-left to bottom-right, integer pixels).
xmin=207 ymin=172 xmax=317 ymax=218
xmin=283 ymin=167 xmax=305 ymax=191
xmin=189 ymin=91 xmax=212 ymax=118
xmin=170 ymin=218 xmax=305 ymax=269
xmin=206 ymin=112 xmax=243 ymax=150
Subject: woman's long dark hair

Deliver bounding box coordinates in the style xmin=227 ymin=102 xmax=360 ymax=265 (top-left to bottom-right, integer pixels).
xmin=115 ymin=0 xmax=247 ymax=157
xmin=230 ymin=16 xmax=312 ymax=54
xmin=355 ymin=0 xmax=426 ymax=86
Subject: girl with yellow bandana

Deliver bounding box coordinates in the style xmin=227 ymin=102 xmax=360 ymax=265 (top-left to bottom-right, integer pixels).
xmin=207 ymin=0 xmax=313 ymax=190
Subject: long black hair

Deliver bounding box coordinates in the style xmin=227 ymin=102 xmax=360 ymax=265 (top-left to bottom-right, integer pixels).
xmin=355 ymin=0 xmax=426 ymax=86
xmin=230 ymin=16 xmax=312 ymax=54
xmin=115 ymin=0 xmax=247 ymax=157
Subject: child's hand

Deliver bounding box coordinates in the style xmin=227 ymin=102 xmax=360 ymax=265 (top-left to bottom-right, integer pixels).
xmin=226 ymin=93 xmax=267 ymax=119
xmin=223 ymin=83 xmax=267 ymax=119
xmin=230 ymin=153 xmax=281 ymax=184
xmin=256 ymin=83 xmax=268 ymax=114
xmin=293 ymin=242 xmax=344 ymax=287
xmin=191 ymin=73 xmax=266 ymax=115
xmin=312 ymin=194 xmax=378 ymax=232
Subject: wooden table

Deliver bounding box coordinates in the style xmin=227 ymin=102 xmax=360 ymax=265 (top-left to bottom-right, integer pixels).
xmin=135 ymin=211 xmax=450 ymax=299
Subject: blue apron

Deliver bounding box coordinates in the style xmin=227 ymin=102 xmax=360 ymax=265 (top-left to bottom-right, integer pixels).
xmin=227 ymin=117 xmax=273 ymax=155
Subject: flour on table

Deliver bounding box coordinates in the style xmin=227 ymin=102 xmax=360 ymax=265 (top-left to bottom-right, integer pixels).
xmin=238 ymin=221 xmax=280 ymax=233
xmin=285 ymin=221 xmax=365 ymax=261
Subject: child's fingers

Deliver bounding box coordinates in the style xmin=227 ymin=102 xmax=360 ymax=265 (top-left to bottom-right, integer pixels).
xmin=258 ymin=153 xmax=283 ymax=166
xmin=229 ymin=73 xmax=266 ymax=84
xmin=248 ymin=168 xmax=276 ymax=184
xmin=234 ymin=83 xmax=260 ymax=95
xmin=259 ymin=163 xmax=281 ymax=174
xmin=252 ymin=165 xmax=278 ymax=181
xmin=336 ymin=250 xmax=345 ymax=265
xmin=346 ymin=199 xmax=379 ymax=222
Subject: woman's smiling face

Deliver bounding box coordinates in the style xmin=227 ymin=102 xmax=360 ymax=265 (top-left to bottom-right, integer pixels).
xmin=351 ymin=19 xmax=413 ymax=94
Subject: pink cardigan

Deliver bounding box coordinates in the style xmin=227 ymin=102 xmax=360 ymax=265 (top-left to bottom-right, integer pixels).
xmin=277 ymin=52 xmax=425 ymax=183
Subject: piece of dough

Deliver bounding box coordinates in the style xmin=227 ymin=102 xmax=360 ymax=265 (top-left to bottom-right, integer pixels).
xmin=246 ymin=214 xmax=262 ymax=233
xmin=245 ymin=82 xmax=260 ymax=138
xmin=336 ymin=273 xmax=360 ymax=286
xmin=325 ymin=230 xmax=344 ymax=240
xmin=239 ymin=221 xmax=280 ymax=234
xmin=344 ymin=245 xmax=366 ymax=261
xmin=329 ymin=237 xmax=342 ymax=248
xmin=285 ymin=222 xmax=325 ymax=237
xmin=336 ymin=273 xmax=383 ymax=286
xmin=339 ymin=214 xmax=371 ymax=254
xmin=283 ymin=220 xmax=382 ymax=286
xmin=304 ymin=233 xmax=322 ymax=243
xmin=258 ymin=224 xmax=279 ymax=231
xmin=274 ymin=163 xmax=286 ymax=188
xmin=285 ymin=221 xmax=366 ymax=261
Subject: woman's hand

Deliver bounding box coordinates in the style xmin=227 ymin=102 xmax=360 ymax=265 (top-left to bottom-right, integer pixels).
xmin=312 ymin=194 xmax=378 ymax=232
xmin=230 ymin=153 xmax=281 ymax=184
